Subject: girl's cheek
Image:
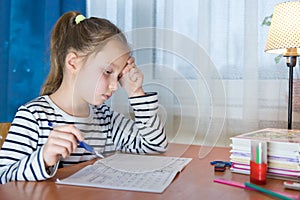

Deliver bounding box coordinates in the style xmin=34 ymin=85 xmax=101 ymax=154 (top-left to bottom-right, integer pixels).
xmin=95 ymin=75 xmax=108 ymax=92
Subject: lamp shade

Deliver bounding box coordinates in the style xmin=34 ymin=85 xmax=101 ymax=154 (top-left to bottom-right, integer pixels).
xmin=265 ymin=1 xmax=300 ymax=56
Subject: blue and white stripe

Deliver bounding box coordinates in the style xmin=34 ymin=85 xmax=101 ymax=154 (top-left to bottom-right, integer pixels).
xmin=0 ymin=92 xmax=167 ymax=184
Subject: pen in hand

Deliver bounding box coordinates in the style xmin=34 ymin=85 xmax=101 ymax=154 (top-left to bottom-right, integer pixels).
xmin=78 ymin=140 xmax=104 ymax=158
xmin=48 ymin=122 xmax=104 ymax=159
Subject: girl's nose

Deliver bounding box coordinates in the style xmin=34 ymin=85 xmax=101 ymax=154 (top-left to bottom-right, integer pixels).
xmin=109 ymin=80 xmax=118 ymax=91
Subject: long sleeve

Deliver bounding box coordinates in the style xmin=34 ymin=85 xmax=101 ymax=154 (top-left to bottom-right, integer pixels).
xmin=0 ymin=93 xmax=168 ymax=184
xmin=111 ymin=92 xmax=168 ymax=154
xmin=0 ymin=106 xmax=52 ymax=184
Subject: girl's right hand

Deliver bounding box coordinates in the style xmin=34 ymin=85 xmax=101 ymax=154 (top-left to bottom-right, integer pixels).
xmin=119 ymin=57 xmax=145 ymax=97
xmin=43 ymin=125 xmax=84 ymax=167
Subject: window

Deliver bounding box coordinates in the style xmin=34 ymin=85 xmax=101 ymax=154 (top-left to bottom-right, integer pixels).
xmin=87 ymin=0 xmax=297 ymax=147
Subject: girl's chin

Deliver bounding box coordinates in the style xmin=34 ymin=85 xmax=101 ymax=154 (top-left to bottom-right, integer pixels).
xmin=89 ymin=97 xmax=105 ymax=106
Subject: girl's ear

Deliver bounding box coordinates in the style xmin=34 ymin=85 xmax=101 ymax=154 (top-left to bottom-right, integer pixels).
xmin=65 ymin=52 xmax=81 ymax=73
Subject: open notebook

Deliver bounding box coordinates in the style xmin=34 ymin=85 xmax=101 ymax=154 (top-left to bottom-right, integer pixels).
xmin=56 ymin=153 xmax=192 ymax=193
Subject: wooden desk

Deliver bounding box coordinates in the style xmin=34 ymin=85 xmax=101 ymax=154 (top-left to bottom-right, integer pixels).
xmin=0 ymin=144 xmax=299 ymax=200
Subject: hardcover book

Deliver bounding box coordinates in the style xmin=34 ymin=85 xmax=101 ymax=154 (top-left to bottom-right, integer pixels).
xmin=230 ymin=128 xmax=300 ymax=180
xmin=231 ymin=128 xmax=300 ymax=154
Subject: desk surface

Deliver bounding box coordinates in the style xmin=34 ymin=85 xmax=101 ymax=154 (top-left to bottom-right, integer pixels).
xmin=0 ymin=144 xmax=299 ymax=200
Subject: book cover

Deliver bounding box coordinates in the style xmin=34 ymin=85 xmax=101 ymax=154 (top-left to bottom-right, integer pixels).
xmin=231 ymin=128 xmax=300 ymax=143
xmin=230 ymin=128 xmax=300 ymax=154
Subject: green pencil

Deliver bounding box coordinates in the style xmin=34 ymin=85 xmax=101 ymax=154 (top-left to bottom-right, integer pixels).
xmin=256 ymin=145 xmax=260 ymax=163
xmin=245 ymin=182 xmax=293 ymax=200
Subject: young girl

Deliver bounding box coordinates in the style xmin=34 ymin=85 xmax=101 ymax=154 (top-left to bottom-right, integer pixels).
xmin=0 ymin=11 xmax=167 ymax=184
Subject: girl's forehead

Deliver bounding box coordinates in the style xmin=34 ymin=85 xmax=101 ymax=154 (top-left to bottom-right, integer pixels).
xmin=96 ymin=40 xmax=130 ymax=63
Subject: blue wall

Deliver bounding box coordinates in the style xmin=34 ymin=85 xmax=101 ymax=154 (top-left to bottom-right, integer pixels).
xmin=0 ymin=0 xmax=86 ymax=122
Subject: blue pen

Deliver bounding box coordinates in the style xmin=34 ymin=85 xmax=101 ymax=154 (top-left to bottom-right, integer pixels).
xmin=78 ymin=140 xmax=104 ymax=158
xmin=48 ymin=122 xmax=104 ymax=158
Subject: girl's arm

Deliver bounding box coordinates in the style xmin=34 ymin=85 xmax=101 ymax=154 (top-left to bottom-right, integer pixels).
xmin=0 ymin=106 xmax=53 ymax=184
xmin=113 ymin=57 xmax=167 ymax=153
xmin=111 ymin=92 xmax=168 ymax=154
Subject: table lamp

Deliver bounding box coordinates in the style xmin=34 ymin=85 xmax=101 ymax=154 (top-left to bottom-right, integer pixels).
xmin=265 ymin=1 xmax=300 ymax=129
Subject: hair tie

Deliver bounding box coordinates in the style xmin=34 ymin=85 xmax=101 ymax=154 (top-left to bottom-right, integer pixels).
xmin=75 ymin=14 xmax=86 ymax=24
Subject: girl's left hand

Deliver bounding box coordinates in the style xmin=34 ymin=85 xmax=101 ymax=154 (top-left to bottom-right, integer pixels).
xmin=119 ymin=57 xmax=145 ymax=97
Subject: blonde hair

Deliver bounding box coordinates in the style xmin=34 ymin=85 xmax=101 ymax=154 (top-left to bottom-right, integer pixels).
xmin=40 ymin=11 xmax=127 ymax=95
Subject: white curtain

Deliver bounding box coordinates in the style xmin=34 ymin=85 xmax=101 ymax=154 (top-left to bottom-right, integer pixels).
xmin=86 ymin=0 xmax=300 ymax=147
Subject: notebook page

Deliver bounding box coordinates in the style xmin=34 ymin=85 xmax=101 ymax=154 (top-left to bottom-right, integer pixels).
xmin=56 ymin=154 xmax=192 ymax=193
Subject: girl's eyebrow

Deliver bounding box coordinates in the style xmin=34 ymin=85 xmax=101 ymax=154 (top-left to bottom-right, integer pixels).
xmin=103 ymin=64 xmax=112 ymax=71
xmin=112 ymin=57 xmax=130 ymax=70
xmin=108 ymin=55 xmax=130 ymax=71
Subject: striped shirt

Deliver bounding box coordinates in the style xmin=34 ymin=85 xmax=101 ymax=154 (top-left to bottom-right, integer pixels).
xmin=0 ymin=93 xmax=167 ymax=184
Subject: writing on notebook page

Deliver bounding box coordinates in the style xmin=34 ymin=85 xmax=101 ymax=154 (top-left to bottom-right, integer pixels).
xmin=57 ymin=153 xmax=192 ymax=193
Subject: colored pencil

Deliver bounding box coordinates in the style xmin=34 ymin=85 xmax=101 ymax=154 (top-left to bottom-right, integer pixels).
xmin=245 ymin=182 xmax=294 ymax=200
xmin=213 ymin=179 xmax=300 ymax=200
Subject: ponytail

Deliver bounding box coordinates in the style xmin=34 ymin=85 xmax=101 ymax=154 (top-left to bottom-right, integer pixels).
xmin=40 ymin=11 xmax=126 ymax=95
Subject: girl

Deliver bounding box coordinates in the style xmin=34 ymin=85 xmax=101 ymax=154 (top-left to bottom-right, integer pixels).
xmin=0 ymin=11 xmax=167 ymax=184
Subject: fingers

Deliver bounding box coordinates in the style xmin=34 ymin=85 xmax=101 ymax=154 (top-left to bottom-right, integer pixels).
xmin=49 ymin=129 xmax=77 ymax=154
xmin=122 ymin=62 xmax=136 ymax=75
xmin=119 ymin=56 xmax=145 ymax=97
xmin=120 ymin=67 xmax=142 ymax=86
xmin=122 ymin=56 xmax=136 ymax=75
xmin=43 ymin=125 xmax=83 ymax=167
xmin=127 ymin=56 xmax=135 ymax=64
xmin=128 ymin=67 xmax=141 ymax=82
xmin=54 ymin=125 xmax=84 ymax=141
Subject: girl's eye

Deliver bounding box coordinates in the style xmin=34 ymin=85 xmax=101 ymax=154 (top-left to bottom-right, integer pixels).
xmin=104 ymin=69 xmax=112 ymax=75
xmin=103 ymin=65 xmax=112 ymax=75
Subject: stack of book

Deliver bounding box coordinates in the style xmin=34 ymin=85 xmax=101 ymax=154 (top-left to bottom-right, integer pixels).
xmin=230 ymin=128 xmax=300 ymax=180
